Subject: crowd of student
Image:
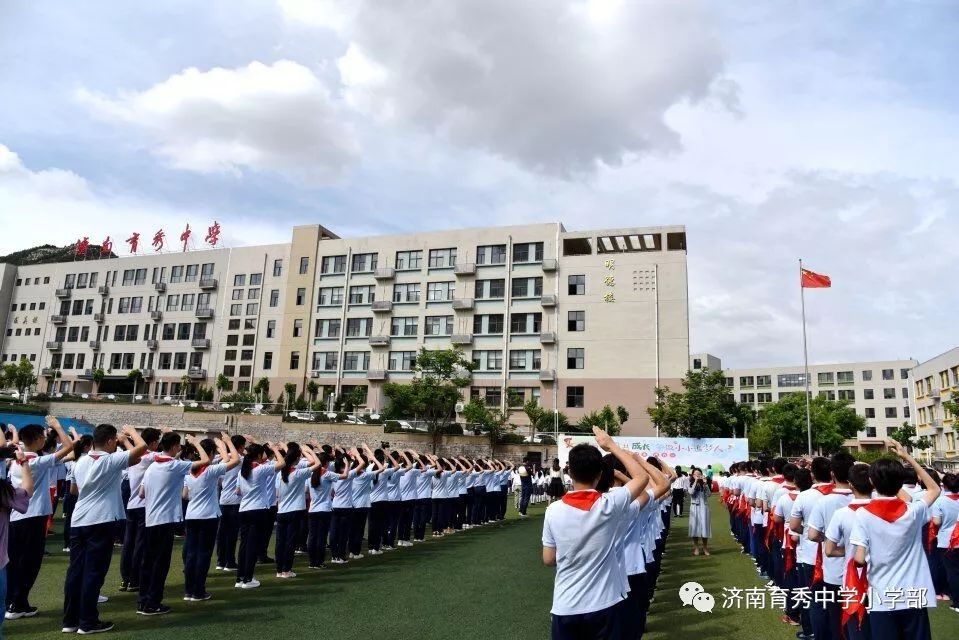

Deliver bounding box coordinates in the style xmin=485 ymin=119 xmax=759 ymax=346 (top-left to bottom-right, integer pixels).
xmin=717 ymin=440 xmax=959 ymax=640
xmin=0 ymin=418 xmax=521 ymax=635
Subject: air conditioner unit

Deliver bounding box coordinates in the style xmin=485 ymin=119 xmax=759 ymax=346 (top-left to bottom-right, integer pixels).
xmin=455 ymin=402 xmax=465 ymax=413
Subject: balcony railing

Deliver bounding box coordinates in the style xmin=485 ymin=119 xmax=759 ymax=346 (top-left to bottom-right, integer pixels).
xmin=151 ymin=310 xmax=163 ymax=321
xmin=89 ymin=340 xmax=101 ymax=350
xmin=451 ymin=334 xmax=473 ymax=345
xmin=373 ymin=268 xmax=396 ymax=280
xmin=191 ymin=338 xmax=211 ymax=349
xmin=367 ymin=370 xmax=388 ymax=381
xmin=147 ymin=339 xmax=158 ymax=350
xmin=452 ymin=298 xmax=475 ymax=311
xmin=155 ymin=282 xmax=167 ymax=293
xmin=187 ymin=368 xmax=207 ymax=379
xmin=199 ymin=277 xmax=218 ymax=290
xmin=369 ymin=335 xmax=391 ymax=347
xmin=453 ymin=263 xmax=476 ymax=276
xmin=94 ymin=313 xmax=104 ymax=323
xmin=40 ymin=368 xmax=55 ymax=377
xmin=541 ymin=259 xmax=558 ymax=272
xmin=46 ymin=341 xmax=63 ymax=350
xmin=55 ymin=288 xmax=71 ymax=298
xmin=142 ymin=369 xmax=154 ymax=379
xmin=540 ymin=294 xmax=557 ymax=307
xmin=50 ymin=315 xmax=67 ymax=324
xmin=98 ymin=285 xmax=109 ymax=296
xmin=195 ymin=308 xmax=213 ymax=319
xmin=371 ymin=301 xmax=393 ymax=313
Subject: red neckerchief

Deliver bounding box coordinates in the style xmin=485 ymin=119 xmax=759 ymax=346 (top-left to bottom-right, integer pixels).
xmin=863 ymin=498 xmax=908 ymax=523
xmin=925 ymin=519 xmax=938 ymax=552
xmin=191 ymin=464 xmax=208 ymax=478
xmin=154 ymin=455 xmax=174 ymax=463
xmin=770 ymin=476 xmax=785 ymax=484
xmin=848 ymin=500 xmax=869 ymax=511
xmin=14 ymin=452 xmax=38 ymax=466
xmin=945 ymin=493 xmax=959 ymax=501
xmin=562 ymin=490 xmax=601 ymax=511
xmin=842 ymin=558 xmax=868 ymax=631
xmin=950 ymin=522 xmax=959 ymax=550
xmin=814 ymin=483 xmax=835 ymax=495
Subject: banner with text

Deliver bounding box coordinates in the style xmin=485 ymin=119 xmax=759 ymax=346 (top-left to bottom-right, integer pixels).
xmin=557 ymin=435 xmax=747 ymax=473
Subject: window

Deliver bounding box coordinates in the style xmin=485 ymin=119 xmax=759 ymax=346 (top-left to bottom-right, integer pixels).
xmin=474 ymin=279 xmax=505 ymax=299
xmin=234 ymin=287 xmax=245 ymax=300
xmin=756 ymin=375 xmax=771 ymax=387
xmin=510 ymin=312 xmax=542 ymax=334
xmin=426 ymin=281 xmax=454 ymax=302
xmin=862 ymin=370 xmax=873 ymax=381
xmin=567 ymin=348 xmax=584 ymax=370
xmin=818 ymin=372 xmax=834 ymax=384
xmin=471 ymin=350 xmax=503 ymax=371
xmin=390 ymin=317 xmax=419 ymax=337
xmin=295 ymin=288 xmax=306 ymax=305
xmin=317 ymin=287 xmax=344 ymax=306
xmin=568 ymin=275 xmax=585 ymax=295
xmin=838 ymin=390 xmax=855 ymax=401
xmin=424 ymin=315 xmax=453 ymax=336
xmin=349 ymin=285 xmax=374 ymax=305
xmin=162 ymin=323 xmax=175 ymax=340
xmin=566 ymin=386 xmax=584 ymax=408
xmin=289 ymin=351 xmax=300 ymax=370
xmin=230 ymin=304 xmax=242 ymax=316
xmin=388 ymin=351 xmax=416 ymax=371
xmin=181 ymin=294 xmax=195 ymax=311
xmin=299 ymin=257 xmax=310 ymax=274
xmin=293 ymin=319 xmax=303 ymax=338
xmin=247 ymin=288 xmax=259 ymax=300
xmin=885 ymin=407 xmax=897 ymax=419
xmin=245 ymin=303 xmax=258 ymax=316
xmin=273 ymin=259 xmax=283 ymax=277
xmin=233 ymin=274 xmax=246 ymax=287
xmin=837 ymin=371 xmax=854 ymax=384
xmin=312 ymin=352 xmax=338 ymax=371
xmin=777 ymin=373 xmax=807 ymax=388
xmin=511 ymin=277 xmax=543 ymax=298
xmin=346 ymin=318 xmax=372 ymax=337
xmin=269 ymin=290 xmax=279 ymax=307
xmin=904 ymin=405 xmax=911 ymax=419
xmin=568 ymin=311 xmax=585 ymax=331
xmin=473 ymin=314 xmax=504 ymax=335
xmin=393 ymin=283 xmax=422 ymax=303
xmin=864 ymin=389 xmax=874 ymax=400
xmin=900 ymin=368 xmax=910 ymax=380
xmin=177 ymin=323 xmax=191 ymax=340
xmin=757 ymin=392 xmax=773 ymax=404
xmin=476 ymin=244 xmax=507 ymax=265
xmin=882 ymin=369 xmax=894 ymax=380
xmin=122 ymin=269 xmax=135 ymax=286
xmin=428 ymin=248 xmax=457 ymax=268
xmin=513 ymin=242 xmax=544 ymax=263
xmin=901 ymin=387 xmax=908 ymax=399
xmin=184 ymin=265 xmax=198 ymax=283
xmin=266 ymin=320 xmax=276 ymax=338
xmin=395 ymin=250 xmax=422 ymax=270
xmin=883 ymin=388 xmax=896 ymax=399
xmin=351 ymin=253 xmax=378 ymax=272
xmin=343 ymin=351 xmax=370 ymax=371
xmin=321 ymin=255 xmax=346 ymax=274
xmin=740 ymin=376 xmax=755 ymax=387
xmin=818 ymin=390 xmax=836 ymax=401
xmin=315 ymin=318 xmax=340 ymax=338
xmin=740 ymin=393 xmax=756 ymax=403
xmin=509 ymin=349 xmax=541 ymax=371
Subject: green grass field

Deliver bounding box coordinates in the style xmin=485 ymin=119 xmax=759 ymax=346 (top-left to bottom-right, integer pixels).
xmin=5 ymin=500 xmax=956 ymax=639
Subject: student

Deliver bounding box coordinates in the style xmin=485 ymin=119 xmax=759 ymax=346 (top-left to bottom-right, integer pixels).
xmin=182 ymin=434 xmax=239 ymax=601
xmin=118 ymin=427 xmax=161 ymax=592
xmin=306 ymin=450 xmax=334 ymax=568
xmin=62 ymin=435 xmax=94 ymax=551
xmin=823 ymin=463 xmax=874 ymax=640
xmin=397 ymin=449 xmax=421 ymax=544
xmin=760 ymin=458 xmax=789 ymax=590
xmin=6 ymin=416 xmax=72 ymax=621
xmin=63 ymin=424 xmax=147 ymax=634
xmin=215 ymin=434 xmax=246 ymax=571
xmin=773 ymin=466 xmax=811 ymax=629
xmin=789 ymin=456 xmax=832 ymax=640
xmin=850 ymin=440 xmax=941 ymax=640
xmin=384 ymin=450 xmax=408 ymax=547
xmin=547 ymin=458 xmax=565 ymax=504
xmin=747 ymin=460 xmax=772 ymax=580
xmin=328 ymin=447 xmax=364 ymax=564
xmin=235 ymin=441 xmax=284 ymax=588
xmin=931 ymin=472 xmax=959 ymax=611
xmin=518 ymin=458 xmax=533 ymax=517
xmin=542 ymin=427 xmax=649 ymax=640
xmin=138 ymin=432 xmax=209 ymax=616
xmin=275 ymin=443 xmax=320 ymax=577
xmin=1 ymin=446 xmax=33 ymax=639
xmin=413 ymin=454 xmax=434 ymax=541
xmin=805 ymin=452 xmax=855 ymax=640
xmin=347 ymin=444 xmax=380 ymax=560
xmin=431 ymin=457 xmax=451 ymax=537
xmin=367 ymin=448 xmax=394 ymax=554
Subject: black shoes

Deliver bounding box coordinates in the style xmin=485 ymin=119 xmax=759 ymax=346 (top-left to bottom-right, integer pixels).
xmin=137 ymin=604 xmax=172 ymax=616
xmin=77 ymin=621 xmax=115 ymax=634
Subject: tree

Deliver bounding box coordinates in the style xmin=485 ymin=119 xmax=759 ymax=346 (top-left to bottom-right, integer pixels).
xmin=462 ymin=398 xmax=514 ymax=454
xmin=306 ymin=380 xmax=319 ymax=407
xmin=889 ymin=422 xmax=933 ymax=453
xmin=253 ymin=377 xmax=271 ymax=403
xmin=283 ymin=382 xmax=298 ymax=410
xmin=616 ymin=405 xmax=630 ymax=427
xmin=179 ymin=374 xmax=190 ymax=400
xmin=128 ymin=369 xmax=144 ymax=400
xmin=647 ymin=368 xmax=740 ymax=438
xmin=944 ymin=394 xmax=959 ymax=438
xmin=343 ymin=386 xmax=367 ymax=411
xmin=753 ymin=392 xmax=866 ymax=455
xmin=523 ymin=399 xmax=545 ymax=440
xmin=2 ymin=358 xmax=37 ymax=399
xmin=577 ymin=404 xmax=623 ymax=435
xmin=215 ymin=373 xmax=230 ymax=401
xmin=382 ymin=347 xmax=473 ymax=451
xmin=92 ymin=368 xmax=105 ymax=395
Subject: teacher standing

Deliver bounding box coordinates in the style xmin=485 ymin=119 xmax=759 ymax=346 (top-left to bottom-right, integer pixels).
xmin=688 ymin=467 xmax=711 ymax=556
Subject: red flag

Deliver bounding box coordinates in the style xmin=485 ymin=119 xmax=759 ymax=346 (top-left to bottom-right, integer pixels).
xmin=801 ymin=268 xmax=831 ymax=288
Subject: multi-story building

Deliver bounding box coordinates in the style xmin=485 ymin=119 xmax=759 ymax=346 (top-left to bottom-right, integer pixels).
xmin=690 ymin=352 xmax=722 ymax=372
xmin=0 ymin=222 xmax=689 ymax=436
xmin=723 ymin=359 xmax=917 ymax=448
xmin=910 ymin=346 xmax=959 ymax=464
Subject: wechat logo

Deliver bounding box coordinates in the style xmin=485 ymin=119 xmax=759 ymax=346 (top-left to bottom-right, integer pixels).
xmin=679 ymin=582 xmax=715 ymax=613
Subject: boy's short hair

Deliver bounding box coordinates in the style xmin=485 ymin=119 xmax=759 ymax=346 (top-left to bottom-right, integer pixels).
xmin=771 ymin=457 xmax=787 ymax=474
xmin=567 ymin=444 xmax=602 ymax=485
xmin=93 ymin=424 xmax=118 ymax=447
xmin=19 ymin=424 xmax=45 ymax=446
xmin=830 ymin=452 xmax=855 ymax=483
xmin=810 ymin=457 xmax=832 ymax=483
xmin=848 ymin=464 xmax=872 ymax=495
xmin=902 ymin=465 xmax=918 ymax=485
xmin=141 ymin=428 xmax=162 ymax=446
xmin=158 ymin=432 xmax=181 ymax=452
xmin=782 ymin=463 xmax=798 ymax=483
xmin=231 ymin=435 xmax=247 ymax=450
xmin=794 ymin=468 xmax=814 ymax=492
xmin=869 ymin=459 xmax=904 ymax=497
xmin=942 ymin=473 xmax=959 ymax=493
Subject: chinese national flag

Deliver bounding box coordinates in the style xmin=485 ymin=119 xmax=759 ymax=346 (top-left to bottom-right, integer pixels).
xmin=801 ymin=268 xmax=831 ymax=288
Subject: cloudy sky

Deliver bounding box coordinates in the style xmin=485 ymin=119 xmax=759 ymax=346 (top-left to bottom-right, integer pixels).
xmin=1 ymin=0 xmax=957 ymax=368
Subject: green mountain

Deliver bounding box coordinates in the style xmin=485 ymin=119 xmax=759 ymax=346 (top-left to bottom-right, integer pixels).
xmin=0 ymin=244 xmax=117 ymax=266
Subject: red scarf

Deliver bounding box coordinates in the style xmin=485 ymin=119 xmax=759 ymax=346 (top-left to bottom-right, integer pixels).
xmin=863 ymin=498 xmax=908 ymax=523
xmin=562 ymin=490 xmax=601 ymax=511
xmin=842 ymin=558 xmax=868 ymax=631
xmin=770 ymin=476 xmax=785 ymax=484
xmin=782 ymin=491 xmax=799 ymax=574
xmin=191 ymin=464 xmax=208 ymax=478
xmin=154 ymin=455 xmax=175 ymax=463
xmin=814 ymin=483 xmax=835 ymax=496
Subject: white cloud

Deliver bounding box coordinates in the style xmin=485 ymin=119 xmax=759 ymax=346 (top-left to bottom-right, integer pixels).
xmin=75 ymin=60 xmax=359 ymax=183
xmin=285 ymin=0 xmax=736 ymax=177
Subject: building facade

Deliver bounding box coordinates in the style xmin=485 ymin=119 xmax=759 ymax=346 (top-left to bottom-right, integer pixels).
xmin=723 ymin=359 xmax=917 ymax=448
xmin=0 ymin=222 xmax=689 ymax=436
xmin=910 ymin=346 xmax=959 ymax=463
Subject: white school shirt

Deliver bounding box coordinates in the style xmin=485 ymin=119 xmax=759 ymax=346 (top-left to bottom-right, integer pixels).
xmin=849 ymin=498 xmax=936 ymax=611
xmin=542 ymin=487 xmax=632 ymax=616
xmin=308 ymin=470 xmax=334 ymax=513
xmin=416 ymin=466 xmax=433 ymax=499
xmin=387 ymin=467 xmax=406 ymax=501
xmin=400 ymin=468 xmax=420 ymax=501
xmin=371 ymin=468 xmax=394 ymax=503
xmin=71 ymin=450 xmax=131 ymax=527
xmin=239 ymin=464 xmax=279 ymax=512
xmin=142 ymin=457 xmax=193 ymax=527
xmin=446 ymin=471 xmax=463 ymax=498
xmin=824 ymin=499 xmax=870 ymax=586
xmin=350 ymin=469 xmax=375 ymax=509
xmin=331 ymin=469 xmax=357 ymax=509
xmin=486 ymin=471 xmax=501 ymax=492
xmin=931 ymin=493 xmax=959 ymax=548
xmin=10 ymin=452 xmax=58 ymax=520
xmin=431 ymin=471 xmax=448 ymax=499
xmin=184 ymin=463 xmax=229 ymax=520
xmin=806 ymin=489 xmax=853 ymax=585
xmin=746 ymin=476 xmax=767 ymax=526
xmin=774 ymin=491 xmax=798 ymax=545
xmin=621 ymin=489 xmax=656 ymax=576
xmin=790 ymin=484 xmax=831 ymax=565
xmin=276 ymin=467 xmax=313 ymax=513
xmin=219 ymin=465 xmax=241 ymax=506
xmin=126 ymin=450 xmax=157 ymax=510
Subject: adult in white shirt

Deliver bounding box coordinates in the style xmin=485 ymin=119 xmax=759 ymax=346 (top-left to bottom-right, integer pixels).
xmin=137 ymin=433 xmax=208 ymax=615
xmin=183 ymin=435 xmax=239 ymax=600
xmin=62 ymin=425 xmax=147 ymax=635
xmin=851 ymin=440 xmax=941 ymax=640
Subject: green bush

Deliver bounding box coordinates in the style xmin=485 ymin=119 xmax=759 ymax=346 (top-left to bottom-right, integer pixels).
xmin=851 ymin=450 xmax=897 ymax=464
xmin=0 ymin=403 xmax=46 ymax=416
xmin=498 ymin=432 xmax=525 ymax=445
xmin=539 ymin=435 xmax=556 ymax=445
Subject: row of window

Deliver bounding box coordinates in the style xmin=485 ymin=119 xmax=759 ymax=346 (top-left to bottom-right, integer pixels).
xmin=732 ymin=368 xmax=911 ymax=388
xmin=14 ymin=276 xmax=51 ymax=286
xmin=738 ymin=387 xmax=909 ymax=403
xmin=10 ymin=301 xmax=47 ymax=312
xmin=312 ymin=243 xmax=546 ymax=275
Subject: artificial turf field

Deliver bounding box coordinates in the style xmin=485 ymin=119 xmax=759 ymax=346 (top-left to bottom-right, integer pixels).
xmin=7 ymin=501 xmax=957 ymax=639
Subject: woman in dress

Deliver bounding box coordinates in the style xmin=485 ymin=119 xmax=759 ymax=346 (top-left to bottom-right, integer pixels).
xmin=688 ymin=467 xmax=712 ymax=556
xmin=546 ymin=458 xmax=565 ymax=503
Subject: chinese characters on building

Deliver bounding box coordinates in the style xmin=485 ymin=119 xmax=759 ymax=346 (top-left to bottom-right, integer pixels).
xmin=73 ymin=221 xmax=223 ymax=259
xmin=603 ymin=258 xmax=615 ymax=303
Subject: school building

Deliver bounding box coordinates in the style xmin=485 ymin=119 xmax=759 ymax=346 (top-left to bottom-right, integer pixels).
xmin=910 ymin=346 xmax=959 ymax=468
xmin=0 ymin=222 xmax=690 ymax=436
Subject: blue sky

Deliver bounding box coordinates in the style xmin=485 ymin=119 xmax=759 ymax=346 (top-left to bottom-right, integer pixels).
xmin=1 ymin=0 xmax=957 ymax=368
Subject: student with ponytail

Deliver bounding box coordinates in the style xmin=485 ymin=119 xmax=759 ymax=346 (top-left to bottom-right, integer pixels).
xmin=328 ymin=447 xmax=365 ymax=564
xmin=413 ymin=454 xmax=433 ymax=542
xmin=367 ymin=447 xmax=393 ymax=555
xmin=235 ymin=440 xmax=283 ymax=589
xmin=348 ymin=443 xmax=382 ymax=559
xmin=396 ymin=449 xmax=421 ymax=546
xmin=384 ymin=449 xmax=410 ymax=549
xmin=306 ymin=449 xmax=334 ymax=569
xmin=275 ymin=443 xmax=321 ymax=578
xmin=215 ymin=434 xmax=246 ymax=572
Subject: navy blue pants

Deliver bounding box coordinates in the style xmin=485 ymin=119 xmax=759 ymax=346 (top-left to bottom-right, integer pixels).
xmin=329 ymin=508 xmax=352 ymax=561
xmin=138 ymin=522 xmax=176 ymax=609
xmin=413 ymin=498 xmax=431 ymax=540
xmin=625 ymin=572 xmax=650 ymax=640
xmin=551 ymin=599 xmax=628 ymax=640
xmin=368 ymin=502 xmax=388 ymax=550
xmin=63 ymin=522 xmax=116 ymax=631
xmin=236 ymin=508 xmax=269 ymax=583
xmin=120 ymin=507 xmax=146 ymax=586
xmin=275 ymin=511 xmax=304 ymax=572
xmin=472 ymin=487 xmax=486 ymax=524
xmin=397 ymin=500 xmax=414 ymax=541
xmin=796 ymin=563 xmax=815 ymax=635
xmin=348 ymin=507 xmax=369 ymax=556
xmin=307 ymin=511 xmax=331 ymax=566
xmin=519 ymin=484 xmax=532 ymax=515
xmin=810 ymin=581 xmax=841 ymax=640
xmin=6 ymin=515 xmax=46 ymax=611
xmin=182 ymin=517 xmax=218 ymax=597
xmin=868 ymin=608 xmax=930 ymax=640
xmin=216 ymin=504 xmax=240 ymax=568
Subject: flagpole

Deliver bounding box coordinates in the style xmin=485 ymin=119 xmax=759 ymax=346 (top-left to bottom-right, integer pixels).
xmin=800 ymin=258 xmax=813 ymax=456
